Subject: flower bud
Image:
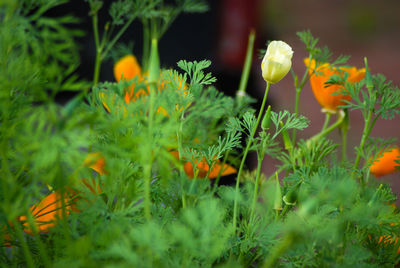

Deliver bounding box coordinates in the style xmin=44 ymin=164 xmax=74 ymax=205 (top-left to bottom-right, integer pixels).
xmin=283 ymin=180 xmax=303 ymax=206
xmin=274 ymin=172 xmax=282 ymax=210
xmin=261 ymin=41 xmax=293 ymax=84
xmin=261 ymin=105 xmax=272 ymax=130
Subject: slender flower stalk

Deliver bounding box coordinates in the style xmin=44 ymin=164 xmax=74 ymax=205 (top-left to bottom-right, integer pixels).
xmin=249 ymin=153 xmax=264 ymax=221
xmin=291 ymin=54 xmax=313 ymax=144
xmin=308 ymin=110 xmax=345 ymax=143
xmin=232 ymin=82 xmax=271 ymax=232
xmin=236 ymin=29 xmax=256 ymax=102
xmin=321 ymin=112 xmax=332 ymax=132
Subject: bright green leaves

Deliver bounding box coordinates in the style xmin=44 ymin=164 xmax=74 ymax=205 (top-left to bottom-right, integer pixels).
xmin=177 ymin=60 xmax=217 ymax=87
xmin=270 ymin=110 xmax=309 ymax=139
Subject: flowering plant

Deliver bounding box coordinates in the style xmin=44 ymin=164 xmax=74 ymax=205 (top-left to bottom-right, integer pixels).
xmin=1 ymin=2 xmax=400 ymax=267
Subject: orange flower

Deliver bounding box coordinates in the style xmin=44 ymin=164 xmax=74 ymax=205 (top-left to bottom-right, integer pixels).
xmin=304 ymin=58 xmax=365 ymax=113
xmin=102 ymin=54 xmax=187 ymax=115
xmin=114 ymin=55 xmax=142 ymax=82
xmin=12 ymin=153 xmax=105 ymax=236
xmin=370 ymin=147 xmax=400 ymax=177
xmin=84 ymin=152 xmax=106 ymax=176
xmin=171 ymin=151 xmax=236 ymax=179
xmin=377 ymin=234 xmax=400 ymax=254
xmin=18 ymin=191 xmax=74 ymax=234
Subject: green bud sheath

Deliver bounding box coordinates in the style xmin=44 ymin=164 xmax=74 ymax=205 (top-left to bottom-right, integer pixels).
xmin=280 ymin=122 xmax=293 ymax=150
xmin=148 ymin=38 xmax=160 ymax=85
xmin=274 ymin=172 xmax=282 ymax=210
xmin=283 ymin=180 xmax=303 ymax=206
xmin=261 ymin=105 xmax=272 ymax=130
xmin=364 ymin=57 xmax=373 ymax=91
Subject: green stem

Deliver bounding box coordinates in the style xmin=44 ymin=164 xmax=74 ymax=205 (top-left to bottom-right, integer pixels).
xmin=341 ymin=127 xmax=348 ymax=162
xmin=232 ymin=82 xmax=271 ymax=233
xmin=103 ymin=13 xmax=138 ymax=57
xmin=250 ymin=154 xmax=264 ymax=221
xmin=291 ymin=54 xmax=313 ymax=144
xmin=279 ymin=204 xmax=291 ymax=218
xmin=92 ymin=13 xmax=101 ymax=86
xmin=14 ymin=222 xmax=35 ymax=268
xmin=237 ymin=29 xmax=255 ymax=99
xmin=211 ymin=151 xmax=230 ymax=194
xmin=142 ymin=19 xmax=150 ymax=72
xmin=176 ymin=111 xmax=186 ymax=208
xmin=321 ymin=112 xmax=332 ymax=132
xmin=93 ymin=49 xmax=102 ymax=85
xmin=353 ymin=110 xmax=373 ymax=170
xmin=291 ymin=87 xmax=301 ymax=143
xmin=308 ymin=110 xmax=345 ymax=143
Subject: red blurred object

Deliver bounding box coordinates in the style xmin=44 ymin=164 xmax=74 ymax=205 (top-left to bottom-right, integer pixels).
xmin=218 ymin=0 xmax=260 ymax=69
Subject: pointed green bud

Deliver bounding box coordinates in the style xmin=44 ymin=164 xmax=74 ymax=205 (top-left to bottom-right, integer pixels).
xmin=148 ymin=38 xmax=160 ymax=85
xmin=364 ymin=57 xmax=373 ymax=91
xmin=274 ymin=172 xmax=282 ymax=210
xmin=367 ymin=184 xmax=383 ymax=207
xmin=283 ymin=180 xmax=303 ymax=206
xmin=280 ymin=122 xmax=293 ymax=150
xmin=261 ymin=105 xmax=272 ymax=130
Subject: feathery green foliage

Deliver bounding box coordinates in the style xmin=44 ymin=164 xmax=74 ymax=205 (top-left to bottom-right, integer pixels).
xmin=1 ymin=2 xmax=400 ymax=267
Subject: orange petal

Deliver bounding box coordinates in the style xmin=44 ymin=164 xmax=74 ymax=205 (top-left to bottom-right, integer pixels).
xmin=114 ymin=55 xmax=142 ymax=82
xmin=304 ymin=58 xmax=365 ymax=112
xmin=82 ymin=178 xmax=102 ymax=195
xmin=208 ymin=162 xmax=237 ymax=178
xmin=84 ymin=153 xmax=106 ymax=175
xmin=370 ymin=147 xmax=400 ymax=177
xmin=19 ymin=192 xmax=72 ymax=234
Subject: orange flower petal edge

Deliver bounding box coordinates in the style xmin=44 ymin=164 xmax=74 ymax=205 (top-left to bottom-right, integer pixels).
xmin=114 ymin=55 xmax=142 ymax=82
xmin=304 ymin=58 xmax=365 ymax=113
xmin=84 ymin=152 xmax=106 ymax=175
xmin=18 ymin=192 xmax=74 ymax=234
xmin=171 ymin=151 xmax=237 ymax=179
xmin=370 ymin=147 xmax=400 ymax=177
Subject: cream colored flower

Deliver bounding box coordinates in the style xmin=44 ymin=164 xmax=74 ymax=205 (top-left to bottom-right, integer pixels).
xmin=261 ymin=41 xmax=293 ymax=84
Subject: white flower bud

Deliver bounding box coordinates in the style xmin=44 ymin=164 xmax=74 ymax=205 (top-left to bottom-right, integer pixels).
xmin=261 ymin=41 xmax=293 ymax=84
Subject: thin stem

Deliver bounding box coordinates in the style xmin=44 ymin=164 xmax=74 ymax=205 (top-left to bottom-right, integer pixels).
xmin=176 ymin=111 xmax=187 ymax=208
xmin=291 ymin=54 xmax=313 ymax=144
xmin=353 ymin=110 xmax=373 ymax=170
xmin=93 ymin=49 xmax=102 ymax=85
xmin=103 ymin=13 xmax=138 ymax=57
xmin=250 ymin=154 xmax=264 ymax=221
xmin=14 ymin=221 xmax=35 ymax=268
xmin=321 ymin=112 xmax=332 ymax=132
xmin=237 ymin=29 xmax=256 ymax=98
xmin=142 ymin=19 xmax=150 ymax=72
xmin=308 ymin=110 xmax=345 ymax=143
xmin=211 ymin=151 xmax=230 ymax=194
xmin=291 ymin=87 xmax=301 ymax=143
xmin=341 ymin=127 xmax=348 ymax=162
xmin=232 ymin=82 xmax=271 ymax=233
xmin=92 ymin=14 xmax=101 ymax=86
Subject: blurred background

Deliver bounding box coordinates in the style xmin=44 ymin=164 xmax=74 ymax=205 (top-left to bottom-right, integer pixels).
xmin=52 ymin=0 xmax=400 ymax=189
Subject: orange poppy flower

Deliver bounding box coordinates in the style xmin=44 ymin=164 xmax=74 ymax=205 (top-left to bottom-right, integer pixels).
xmin=11 ymin=153 xmax=105 ymax=236
xmin=103 ymin=54 xmax=187 ymax=116
xmin=84 ymin=152 xmax=106 ymax=176
xmin=370 ymin=147 xmax=400 ymax=177
xmin=18 ymin=191 xmax=74 ymax=234
xmin=304 ymin=58 xmax=365 ymax=113
xmin=171 ymin=151 xmax=236 ymax=179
